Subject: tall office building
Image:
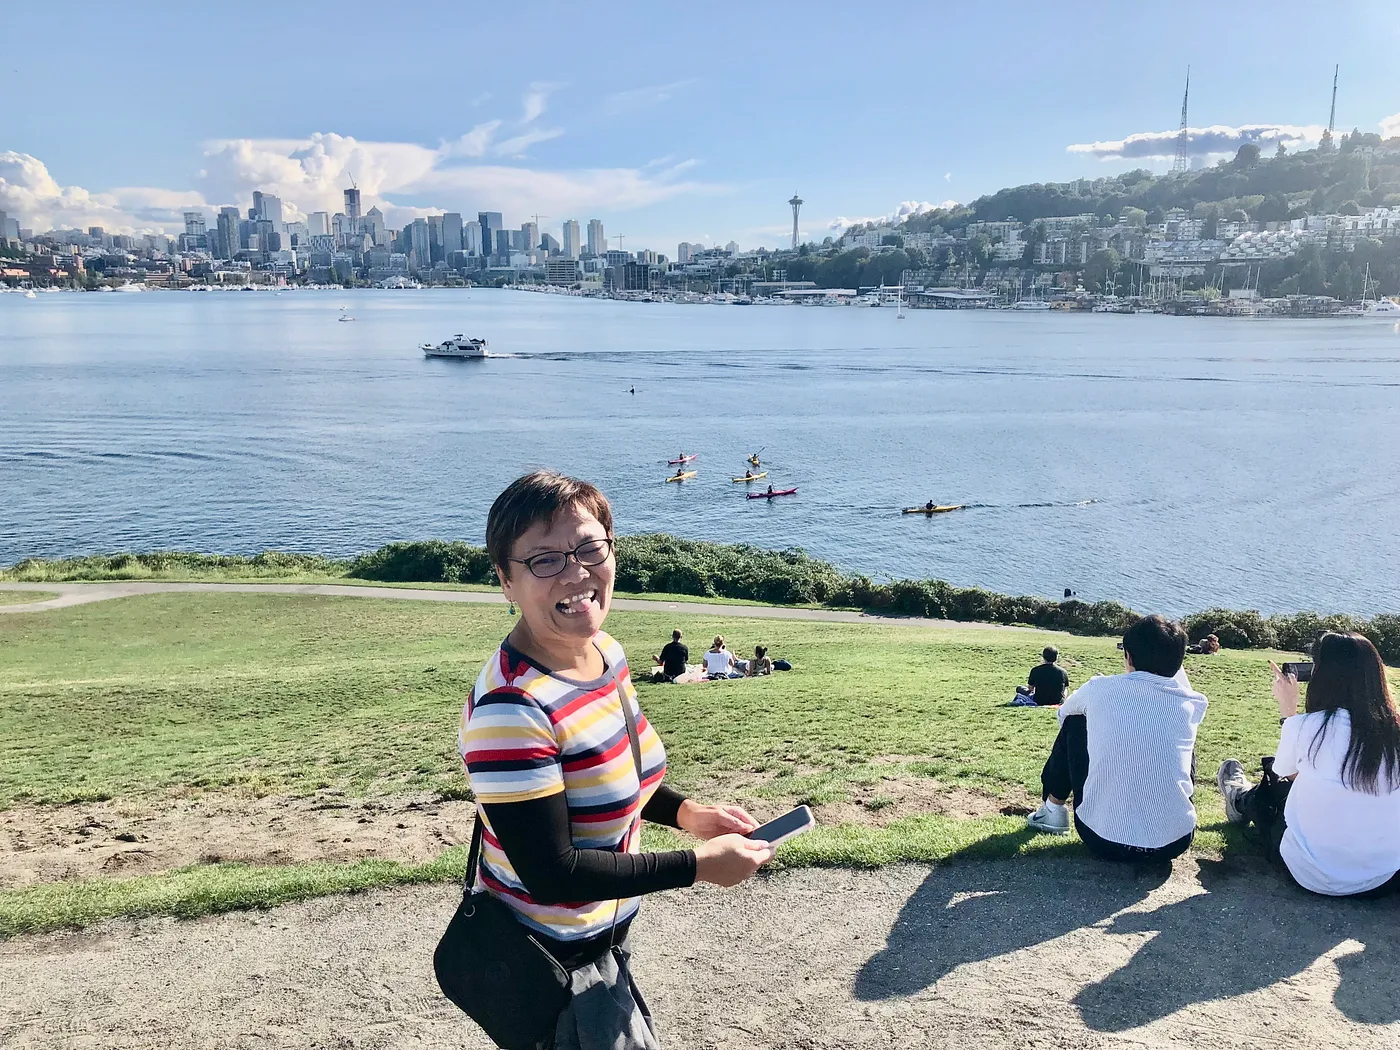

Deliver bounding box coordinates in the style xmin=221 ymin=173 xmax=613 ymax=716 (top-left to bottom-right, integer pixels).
xmin=677 ymin=242 xmax=693 ymax=264
xmin=520 ymin=222 xmax=539 ymax=254
xmin=343 ymin=187 xmax=362 ymax=221
xmin=494 ymin=228 xmax=513 ymax=256
xmin=409 ymin=218 xmax=430 ymax=272
xmin=309 ymin=211 xmax=331 ymax=236
xmin=364 ymin=206 xmax=385 ymax=246
xmin=478 ymin=212 xmax=503 ymax=258
xmin=183 ymin=212 xmax=207 ymax=238
xmin=428 ymin=214 xmax=445 ymax=264
xmin=442 ymin=212 xmax=464 ymax=255
xmin=586 ymin=219 xmax=605 ymax=256
xmin=562 ymin=219 xmax=580 ymax=259
xmin=217 ymin=206 xmax=241 ymax=260
xmin=465 ymin=220 xmax=482 ymax=255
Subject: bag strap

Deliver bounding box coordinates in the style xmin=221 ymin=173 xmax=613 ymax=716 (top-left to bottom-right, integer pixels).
xmin=607 ymin=687 xmax=645 ymax=948
xmin=463 ymin=808 xmax=484 ymax=893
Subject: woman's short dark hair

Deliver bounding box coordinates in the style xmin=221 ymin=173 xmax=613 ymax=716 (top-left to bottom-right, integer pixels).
xmin=1305 ymin=632 xmax=1400 ymax=794
xmin=1121 ymin=614 xmax=1187 ymax=678
xmin=486 ymin=471 xmax=613 ymax=579
xmin=1043 ymin=646 xmax=1058 ymax=663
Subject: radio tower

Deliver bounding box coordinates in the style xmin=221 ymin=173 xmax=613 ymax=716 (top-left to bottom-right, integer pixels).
xmin=1321 ymin=64 xmax=1339 ymax=151
xmin=1172 ymin=66 xmax=1191 ymax=175
xmin=788 ymin=192 xmax=803 ymax=249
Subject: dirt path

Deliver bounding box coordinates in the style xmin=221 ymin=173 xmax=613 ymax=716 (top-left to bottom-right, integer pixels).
xmin=0 ymin=581 xmax=1040 ymax=633
xmin=3 ymin=857 xmax=1397 ymax=1049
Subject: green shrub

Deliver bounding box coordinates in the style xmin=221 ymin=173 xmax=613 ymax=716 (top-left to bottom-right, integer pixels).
xmin=1267 ymin=611 xmax=1367 ymax=654
xmin=347 ymin=541 xmax=494 ymax=584
xmin=1363 ymin=615 xmax=1400 ymax=666
xmin=1183 ymin=608 xmax=1278 ymax=650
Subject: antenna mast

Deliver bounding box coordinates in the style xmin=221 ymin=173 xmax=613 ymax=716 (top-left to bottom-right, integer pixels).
xmin=1172 ymin=67 xmax=1191 ymax=175
xmin=1328 ymin=65 xmax=1338 ymax=135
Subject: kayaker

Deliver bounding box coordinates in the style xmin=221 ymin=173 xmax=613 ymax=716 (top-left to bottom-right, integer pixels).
xmin=766 ymin=485 xmax=774 ymax=496
xmin=925 ymin=500 xmax=935 ymax=511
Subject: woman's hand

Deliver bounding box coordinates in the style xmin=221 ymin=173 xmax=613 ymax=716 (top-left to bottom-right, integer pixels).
xmin=693 ymin=833 xmax=775 ymax=887
xmin=1270 ymin=661 xmax=1300 ymax=718
xmin=677 ymin=800 xmax=759 ymax=839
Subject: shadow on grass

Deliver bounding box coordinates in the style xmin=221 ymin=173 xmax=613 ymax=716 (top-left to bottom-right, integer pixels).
xmin=854 ymin=830 xmax=1400 ymax=1029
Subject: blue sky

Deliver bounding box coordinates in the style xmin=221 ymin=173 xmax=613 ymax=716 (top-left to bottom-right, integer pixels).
xmin=3 ymin=1 xmax=1398 ymax=250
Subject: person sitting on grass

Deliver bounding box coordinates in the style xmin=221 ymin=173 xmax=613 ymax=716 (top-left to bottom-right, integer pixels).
xmin=653 ymin=628 xmax=689 ymax=683
xmin=1217 ymin=632 xmax=1400 ymax=898
xmin=703 ymin=636 xmax=743 ymax=680
xmin=1026 ymin=614 xmax=1208 ymax=863
xmin=1186 ymin=633 xmax=1221 ymax=656
xmin=1016 ymin=646 xmax=1070 ymax=707
xmin=746 ymin=645 xmax=774 ymax=677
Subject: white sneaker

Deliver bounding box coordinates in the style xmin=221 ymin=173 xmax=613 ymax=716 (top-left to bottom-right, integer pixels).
xmin=1027 ymin=801 xmax=1071 ymax=835
xmin=1217 ymin=759 xmax=1252 ymax=824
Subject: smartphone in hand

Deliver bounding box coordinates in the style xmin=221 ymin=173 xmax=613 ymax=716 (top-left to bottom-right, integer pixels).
xmin=1280 ymin=661 xmax=1313 ymax=683
xmin=746 ymin=805 xmax=815 ymax=846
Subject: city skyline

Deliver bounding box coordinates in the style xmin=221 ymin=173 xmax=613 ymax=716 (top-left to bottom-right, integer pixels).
xmin=3 ymin=2 xmax=1399 ymax=249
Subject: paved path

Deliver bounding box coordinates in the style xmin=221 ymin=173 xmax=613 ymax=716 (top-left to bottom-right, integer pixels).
xmin=3 ymin=858 xmax=1397 ymax=1049
xmin=0 ymin=580 xmax=1039 ymax=632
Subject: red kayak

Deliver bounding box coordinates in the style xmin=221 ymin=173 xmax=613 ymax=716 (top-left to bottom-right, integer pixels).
xmin=668 ymin=454 xmax=698 ymax=465
xmin=747 ymin=488 xmax=797 ymax=500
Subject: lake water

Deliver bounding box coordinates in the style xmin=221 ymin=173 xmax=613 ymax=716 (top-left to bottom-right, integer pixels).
xmin=2 ymin=288 xmax=1399 ymax=616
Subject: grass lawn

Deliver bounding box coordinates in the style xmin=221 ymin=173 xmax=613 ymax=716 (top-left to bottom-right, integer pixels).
xmin=0 ymin=590 xmax=59 ymax=605
xmin=0 ymin=591 xmax=1343 ymax=934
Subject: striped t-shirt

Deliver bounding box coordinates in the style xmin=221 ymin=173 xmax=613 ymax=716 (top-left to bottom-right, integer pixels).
xmin=458 ymin=631 xmax=668 ymax=941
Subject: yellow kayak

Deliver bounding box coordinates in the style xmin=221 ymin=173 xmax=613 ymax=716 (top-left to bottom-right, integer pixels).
xmin=747 ymin=455 xmax=761 ymax=466
xmin=903 ymin=505 xmax=965 ymax=514
xmin=731 ymin=472 xmax=768 ymax=483
xmin=666 ymin=471 xmax=697 ymax=483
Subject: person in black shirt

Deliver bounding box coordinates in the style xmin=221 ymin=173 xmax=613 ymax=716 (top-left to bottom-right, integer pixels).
xmin=1022 ymin=646 xmax=1070 ymax=706
xmin=654 ymin=628 xmax=689 ymax=682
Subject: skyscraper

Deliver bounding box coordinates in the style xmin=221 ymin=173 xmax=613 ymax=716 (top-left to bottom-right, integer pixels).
xmin=562 ymin=219 xmax=580 ymax=259
xmin=260 ymin=194 xmax=283 ymax=226
xmin=364 ymin=206 xmax=386 ymax=246
xmin=217 ymin=206 xmax=241 ymax=260
xmin=494 ymin=228 xmax=513 ymax=256
xmin=344 ymin=187 xmax=362 ymax=221
xmin=478 ymin=212 xmax=503 ymax=258
xmin=428 ymin=214 xmax=445 ymax=264
xmin=309 ymin=211 xmax=331 ymax=236
xmin=409 ymin=218 xmax=430 ymax=273
xmin=465 ymin=220 xmax=482 ymax=255
xmin=183 ymin=212 xmax=207 ymax=238
xmin=586 ymin=219 xmax=605 ymax=256
xmin=521 ymin=222 xmax=539 ymax=254
xmin=443 ymin=212 xmax=464 ymax=255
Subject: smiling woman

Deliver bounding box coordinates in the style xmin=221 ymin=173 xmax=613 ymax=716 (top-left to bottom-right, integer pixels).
xmin=446 ymin=470 xmax=775 ymax=1049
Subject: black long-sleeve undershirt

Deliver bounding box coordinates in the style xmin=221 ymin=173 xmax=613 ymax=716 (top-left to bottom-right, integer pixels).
xmin=480 ymin=783 xmax=695 ymax=908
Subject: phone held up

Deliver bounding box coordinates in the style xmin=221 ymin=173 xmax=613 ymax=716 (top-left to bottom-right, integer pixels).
xmin=1280 ymin=661 xmax=1314 ymax=683
xmin=746 ymin=805 xmax=815 ymax=847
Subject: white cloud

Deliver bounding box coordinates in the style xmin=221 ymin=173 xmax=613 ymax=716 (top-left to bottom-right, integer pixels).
xmin=827 ymin=199 xmax=959 ymax=231
xmin=521 ymin=82 xmax=561 ymax=124
xmin=492 ymin=127 xmax=565 ymax=158
xmin=442 ymin=121 xmax=503 ymax=158
xmin=1068 ymin=123 xmax=1324 ymax=160
xmin=0 ymin=151 xmax=207 ymax=234
xmin=1380 ymin=111 xmax=1400 ymax=138
xmin=944 ymin=172 xmax=952 ymax=182
xmin=601 ymin=80 xmax=696 ymax=117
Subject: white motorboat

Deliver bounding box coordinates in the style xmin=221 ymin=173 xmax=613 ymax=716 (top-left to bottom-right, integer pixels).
xmin=1362 ymin=298 xmax=1400 ymax=319
xmin=423 ymin=335 xmax=490 ymax=359
xmin=1012 ymin=299 xmax=1051 ymax=311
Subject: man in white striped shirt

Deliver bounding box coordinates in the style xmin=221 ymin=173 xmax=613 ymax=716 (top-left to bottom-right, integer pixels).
xmin=1027 ymin=615 xmax=1209 ymax=862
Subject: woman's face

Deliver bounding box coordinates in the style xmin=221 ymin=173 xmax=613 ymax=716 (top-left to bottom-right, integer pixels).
xmin=499 ymin=504 xmax=615 ymax=647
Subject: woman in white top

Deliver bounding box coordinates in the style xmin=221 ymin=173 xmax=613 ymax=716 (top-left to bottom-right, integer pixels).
xmin=1218 ymin=632 xmax=1400 ymax=897
xmin=703 ymin=636 xmax=737 ymax=680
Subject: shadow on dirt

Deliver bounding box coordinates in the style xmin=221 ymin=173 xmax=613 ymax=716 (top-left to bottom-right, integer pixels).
xmin=854 ymin=831 xmax=1400 ymax=1030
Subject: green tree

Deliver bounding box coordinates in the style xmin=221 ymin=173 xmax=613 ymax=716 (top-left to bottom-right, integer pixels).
xmin=1085 ymin=248 xmax=1121 ymax=293
xmin=1254 ymin=193 xmax=1291 ymax=223
xmin=966 ymin=234 xmax=993 ymax=268
xmin=1338 ymin=200 xmax=1361 ymax=215
xmin=1234 ymin=143 xmax=1261 ymax=169
xmin=1201 ymin=209 xmax=1219 ymax=239
xmin=1120 ymin=206 xmax=1148 ymax=227
xmin=1275 ymin=142 xmax=1288 ymax=159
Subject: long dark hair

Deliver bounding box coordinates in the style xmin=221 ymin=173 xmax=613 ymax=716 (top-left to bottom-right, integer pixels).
xmin=1304 ymin=632 xmax=1400 ymax=794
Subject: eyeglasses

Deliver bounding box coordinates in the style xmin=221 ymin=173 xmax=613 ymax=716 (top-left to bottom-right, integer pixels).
xmin=510 ymin=537 xmax=614 ymax=579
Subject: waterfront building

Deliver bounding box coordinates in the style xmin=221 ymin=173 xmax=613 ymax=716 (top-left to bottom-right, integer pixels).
xmin=677 ymin=242 xmax=693 ymax=263
xmin=546 ymin=257 xmax=581 ymax=284
xmin=428 ymin=214 xmax=445 ymax=263
xmin=216 ymin=207 xmax=240 ymax=260
xmin=587 ymin=218 xmax=605 ymax=256
xmin=562 ymin=219 xmax=580 ymax=258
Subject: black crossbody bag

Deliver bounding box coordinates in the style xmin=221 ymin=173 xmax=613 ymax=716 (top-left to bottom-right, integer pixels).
xmin=434 ymin=692 xmax=645 ymax=1049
